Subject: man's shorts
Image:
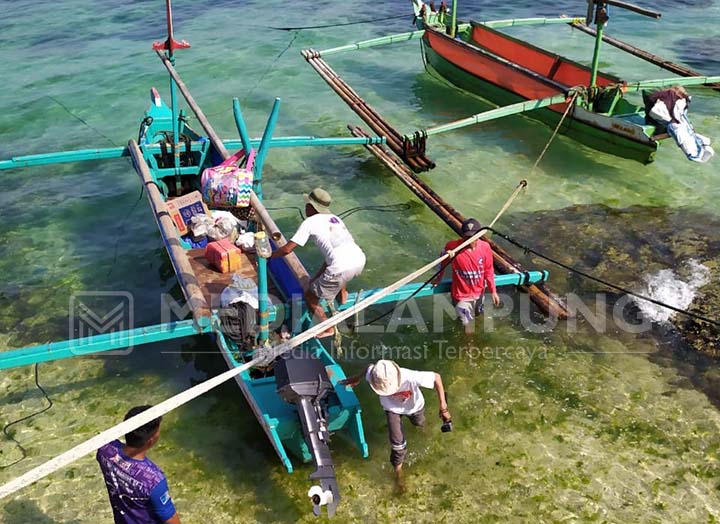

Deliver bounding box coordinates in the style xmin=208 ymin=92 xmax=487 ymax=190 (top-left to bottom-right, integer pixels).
xmin=455 ymin=299 xmax=484 ymax=326
xmin=310 ymin=264 xmax=364 ymax=300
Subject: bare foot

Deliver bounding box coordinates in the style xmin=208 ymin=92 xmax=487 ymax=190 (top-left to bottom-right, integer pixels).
xmin=315 ymin=327 xmax=335 ymax=339
xmin=338 ymin=288 xmax=348 ymax=305
xmin=393 ymin=464 xmax=405 ymax=494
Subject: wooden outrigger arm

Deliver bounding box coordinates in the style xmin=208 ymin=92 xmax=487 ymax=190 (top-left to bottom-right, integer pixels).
xmin=403 ymin=92 xmax=573 ymax=145
xmin=0 ymin=271 xmax=549 ymax=371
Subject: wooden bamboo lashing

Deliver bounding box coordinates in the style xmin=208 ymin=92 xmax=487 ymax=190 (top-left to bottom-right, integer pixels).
xmin=302 ymin=49 xmax=436 ymax=172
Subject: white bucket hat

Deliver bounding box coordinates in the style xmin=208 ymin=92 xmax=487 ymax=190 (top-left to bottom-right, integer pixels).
xmin=367 ymin=360 xmax=401 ymax=396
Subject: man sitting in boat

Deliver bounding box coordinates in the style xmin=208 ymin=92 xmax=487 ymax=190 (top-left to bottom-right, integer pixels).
xmin=432 ymin=218 xmax=500 ymax=334
xmin=644 ymin=85 xmax=714 ymax=163
xmin=340 ymin=359 xmax=451 ymax=482
xmin=96 ymin=406 xmax=180 ymax=524
xmin=271 ymin=187 xmax=366 ymax=338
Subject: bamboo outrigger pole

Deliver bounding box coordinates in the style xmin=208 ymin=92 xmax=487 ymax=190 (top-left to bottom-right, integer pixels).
xmin=349 ymin=124 xmax=571 ymax=320
xmin=619 ymin=75 xmax=720 ymax=92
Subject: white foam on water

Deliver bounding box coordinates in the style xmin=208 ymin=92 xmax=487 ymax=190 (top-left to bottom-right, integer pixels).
xmin=633 ymin=259 xmax=712 ymax=322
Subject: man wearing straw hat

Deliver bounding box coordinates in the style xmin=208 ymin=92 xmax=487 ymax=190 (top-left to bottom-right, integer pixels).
xmin=432 ymin=217 xmax=500 ymax=334
xmin=341 ymin=359 xmax=451 ymax=478
xmin=271 ymin=187 xmax=366 ymax=338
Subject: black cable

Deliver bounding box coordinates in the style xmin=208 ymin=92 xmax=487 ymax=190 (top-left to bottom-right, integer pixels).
xmin=264 ymin=205 xmax=305 ymax=221
xmin=264 ymin=202 xmax=411 ymax=223
xmin=486 ymin=226 xmax=720 ymax=328
xmin=338 ymin=203 xmax=412 ymax=219
xmin=261 ymin=13 xmax=410 ymax=31
xmin=357 ymin=264 xmax=447 ymax=326
xmin=241 ymin=30 xmax=300 ymax=106
xmin=107 ymin=185 xmax=146 ymax=277
xmin=0 ymin=363 xmax=53 ymax=469
xmin=45 ymin=95 xmax=118 ymax=147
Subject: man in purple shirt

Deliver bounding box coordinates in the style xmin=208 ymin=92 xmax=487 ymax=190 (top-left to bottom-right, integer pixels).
xmin=97 ymin=406 xmax=180 ymax=524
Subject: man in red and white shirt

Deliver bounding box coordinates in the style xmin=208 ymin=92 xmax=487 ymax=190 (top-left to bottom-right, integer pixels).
xmin=432 ymin=218 xmax=500 ymax=333
xmin=340 ymin=360 xmax=451 ymax=479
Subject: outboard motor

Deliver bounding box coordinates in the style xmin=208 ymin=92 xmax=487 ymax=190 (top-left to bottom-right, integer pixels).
xmin=275 ymin=349 xmax=340 ymax=517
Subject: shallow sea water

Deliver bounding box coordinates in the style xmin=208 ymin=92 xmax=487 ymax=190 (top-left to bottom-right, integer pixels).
xmin=1 ymin=1 xmax=720 ymax=523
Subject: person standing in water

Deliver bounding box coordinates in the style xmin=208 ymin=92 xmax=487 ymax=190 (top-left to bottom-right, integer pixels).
xmin=433 ymin=218 xmax=500 ymax=334
xmin=340 ymin=360 xmax=451 ymax=480
xmin=96 ymin=406 xmax=180 ymax=524
xmin=271 ymin=187 xmax=366 ymax=338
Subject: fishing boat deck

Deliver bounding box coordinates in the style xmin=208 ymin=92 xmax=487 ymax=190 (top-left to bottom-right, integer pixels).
xmin=187 ymin=249 xmax=280 ymax=309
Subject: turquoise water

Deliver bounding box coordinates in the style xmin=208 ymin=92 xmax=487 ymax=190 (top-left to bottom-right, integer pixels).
xmin=1 ymin=1 xmax=720 ymax=522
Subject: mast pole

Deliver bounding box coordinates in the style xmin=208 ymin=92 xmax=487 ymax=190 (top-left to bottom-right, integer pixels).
xmin=166 ymin=0 xmax=181 ymax=180
xmin=450 ymin=0 xmax=458 ymax=38
xmin=588 ymin=0 xmax=607 ymax=88
xmin=152 ymin=0 xmax=190 ymax=191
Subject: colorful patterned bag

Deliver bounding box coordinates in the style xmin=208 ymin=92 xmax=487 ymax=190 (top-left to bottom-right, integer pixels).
xmin=200 ymin=148 xmax=255 ymax=208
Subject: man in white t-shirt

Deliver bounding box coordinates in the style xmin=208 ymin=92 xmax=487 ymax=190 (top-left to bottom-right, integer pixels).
xmin=340 ymin=360 xmax=451 ymax=478
xmin=271 ymin=188 xmax=366 ymax=338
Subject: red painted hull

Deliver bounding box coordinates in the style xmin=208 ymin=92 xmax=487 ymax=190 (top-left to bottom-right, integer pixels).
xmin=424 ymin=23 xmax=617 ymax=115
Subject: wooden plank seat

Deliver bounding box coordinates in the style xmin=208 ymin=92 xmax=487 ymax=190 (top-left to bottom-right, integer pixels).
xmin=186 ymin=248 xmax=280 ymax=309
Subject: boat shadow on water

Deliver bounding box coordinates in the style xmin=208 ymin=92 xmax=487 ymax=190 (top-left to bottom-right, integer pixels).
xmin=169 ymin=335 xmax=310 ymax=522
xmin=2 ymin=499 xmax=77 ymax=524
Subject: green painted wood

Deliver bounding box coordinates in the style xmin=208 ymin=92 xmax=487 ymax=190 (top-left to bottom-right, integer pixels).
xmin=232 ymin=97 xmax=253 ymax=155
xmin=254 ymin=98 xmax=281 ymax=201
xmin=423 ymin=42 xmax=657 ymax=163
xmin=589 ymin=21 xmax=604 ymax=88
xmin=481 ymin=16 xmax=585 ymax=28
xmin=450 ymin=0 xmax=458 ymax=37
xmin=334 ymin=272 xmax=549 ymax=313
xmin=318 ymin=30 xmax=425 ymax=56
xmin=0 ymin=320 xmax=209 ymax=370
xmin=409 ymin=94 xmax=569 ymax=138
xmin=0 ymin=147 xmax=128 ymax=169
xmin=257 ymin=253 xmax=270 ymax=344
xmin=0 ymin=137 xmax=387 ymax=171
xmin=622 ymin=75 xmax=720 ymax=91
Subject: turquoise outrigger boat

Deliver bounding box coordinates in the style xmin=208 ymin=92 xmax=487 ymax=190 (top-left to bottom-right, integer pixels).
xmin=0 ymin=0 xmax=553 ymax=517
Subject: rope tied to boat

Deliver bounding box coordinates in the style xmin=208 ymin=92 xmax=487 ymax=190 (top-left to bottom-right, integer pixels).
xmin=528 ymin=90 xmax=580 ymax=175
xmin=445 ymin=179 xmax=526 ymax=258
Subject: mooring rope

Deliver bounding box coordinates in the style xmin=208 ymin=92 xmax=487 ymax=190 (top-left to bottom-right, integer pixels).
xmin=261 ymin=14 xmax=410 ymax=31
xmin=529 ymin=91 xmax=579 ymax=175
xmin=0 ymin=198 xmax=520 ymax=500
xmin=487 ymin=227 xmax=720 ymax=328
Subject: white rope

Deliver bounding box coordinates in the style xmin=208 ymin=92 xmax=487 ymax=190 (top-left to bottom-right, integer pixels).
xmin=0 ymin=183 xmax=526 ymax=500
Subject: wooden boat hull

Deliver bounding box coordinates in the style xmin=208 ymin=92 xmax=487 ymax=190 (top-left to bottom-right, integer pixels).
xmin=420 ymin=25 xmax=658 ymax=164
xmin=136 ymin=92 xmax=368 ymax=473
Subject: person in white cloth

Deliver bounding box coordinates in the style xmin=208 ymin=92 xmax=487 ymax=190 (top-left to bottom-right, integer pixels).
xmin=341 ymin=359 xmax=452 ymax=478
xmin=271 ymin=187 xmax=366 ymax=338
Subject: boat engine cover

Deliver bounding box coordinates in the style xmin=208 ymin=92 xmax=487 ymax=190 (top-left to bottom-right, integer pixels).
xmin=275 ymin=349 xmax=333 ymax=403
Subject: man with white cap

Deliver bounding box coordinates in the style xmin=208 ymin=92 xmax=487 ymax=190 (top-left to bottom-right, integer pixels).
xmin=271 ymin=187 xmax=366 ymax=338
xmin=341 ymin=360 xmax=451 ymax=477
